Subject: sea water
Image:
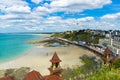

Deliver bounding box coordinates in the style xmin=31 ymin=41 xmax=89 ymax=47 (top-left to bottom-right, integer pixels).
xmin=0 ymin=33 xmax=44 ymax=62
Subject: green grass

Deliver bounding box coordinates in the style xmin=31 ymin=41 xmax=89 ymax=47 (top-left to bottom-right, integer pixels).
xmin=86 ymin=68 xmax=120 ymax=80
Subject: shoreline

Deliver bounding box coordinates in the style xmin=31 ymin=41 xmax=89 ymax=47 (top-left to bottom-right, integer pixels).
xmin=0 ymin=35 xmax=99 ymax=75
xmin=0 ymin=44 xmax=98 ymax=75
xmin=0 ymin=46 xmax=50 ymax=75
xmin=0 ymin=33 xmax=51 ymax=64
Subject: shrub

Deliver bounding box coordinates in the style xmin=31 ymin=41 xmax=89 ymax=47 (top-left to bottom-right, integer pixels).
xmin=113 ymin=59 xmax=120 ymax=69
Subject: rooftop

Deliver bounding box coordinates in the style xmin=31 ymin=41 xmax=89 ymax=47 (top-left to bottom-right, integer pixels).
xmin=104 ymin=47 xmax=112 ymax=55
xmin=50 ymin=52 xmax=62 ymax=63
xmin=0 ymin=76 xmax=13 ymax=80
xmin=24 ymin=70 xmax=43 ymax=80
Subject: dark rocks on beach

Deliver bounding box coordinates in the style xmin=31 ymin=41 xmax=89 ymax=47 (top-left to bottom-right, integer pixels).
xmin=27 ymin=38 xmax=67 ymax=47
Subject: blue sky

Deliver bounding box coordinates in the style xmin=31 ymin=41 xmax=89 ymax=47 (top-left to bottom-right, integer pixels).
xmin=0 ymin=0 xmax=120 ymax=33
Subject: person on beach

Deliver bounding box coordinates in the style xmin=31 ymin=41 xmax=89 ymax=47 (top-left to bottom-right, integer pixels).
xmin=46 ymin=53 xmax=48 ymax=56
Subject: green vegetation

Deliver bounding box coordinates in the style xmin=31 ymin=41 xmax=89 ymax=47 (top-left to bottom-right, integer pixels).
xmin=0 ymin=67 xmax=30 ymax=80
xmin=62 ymin=55 xmax=100 ymax=80
xmin=87 ymin=67 xmax=120 ymax=80
xmin=52 ymin=30 xmax=105 ymax=44
xmin=113 ymin=59 xmax=120 ymax=69
xmin=62 ymin=55 xmax=120 ymax=80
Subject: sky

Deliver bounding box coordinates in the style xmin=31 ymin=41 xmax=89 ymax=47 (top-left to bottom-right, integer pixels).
xmin=0 ymin=0 xmax=120 ymax=33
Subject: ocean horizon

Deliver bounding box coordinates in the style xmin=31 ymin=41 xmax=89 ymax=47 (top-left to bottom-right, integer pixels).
xmin=0 ymin=33 xmax=44 ymax=63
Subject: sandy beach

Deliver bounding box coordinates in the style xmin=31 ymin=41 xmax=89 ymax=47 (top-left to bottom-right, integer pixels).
xmin=0 ymin=44 xmax=98 ymax=75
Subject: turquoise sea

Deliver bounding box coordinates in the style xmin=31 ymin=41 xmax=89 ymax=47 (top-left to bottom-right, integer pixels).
xmin=0 ymin=33 xmax=44 ymax=62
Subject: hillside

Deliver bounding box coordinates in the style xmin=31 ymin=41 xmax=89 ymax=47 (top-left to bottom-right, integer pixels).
xmin=52 ymin=30 xmax=105 ymax=44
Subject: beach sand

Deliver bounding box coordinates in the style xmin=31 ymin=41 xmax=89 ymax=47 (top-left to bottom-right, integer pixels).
xmin=0 ymin=45 xmax=98 ymax=75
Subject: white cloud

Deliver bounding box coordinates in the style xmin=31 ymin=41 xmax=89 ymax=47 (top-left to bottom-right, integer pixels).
xmin=31 ymin=0 xmax=42 ymax=4
xmin=24 ymin=26 xmax=43 ymax=31
xmin=47 ymin=16 xmax=62 ymax=20
xmin=49 ymin=0 xmax=112 ymax=12
xmin=1 ymin=12 xmax=120 ymax=32
xmin=0 ymin=0 xmax=30 ymax=13
xmin=34 ymin=0 xmax=112 ymax=14
xmin=35 ymin=6 xmax=50 ymax=15
xmin=101 ymin=12 xmax=120 ymax=20
xmin=0 ymin=14 xmax=19 ymax=19
xmin=0 ymin=0 xmax=120 ymax=32
xmin=0 ymin=0 xmax=28 ymax=6
xmin=5 ymin=5 xmax=31 ymax=13
xmin=77 ymin=17 xmax=94 ymax=22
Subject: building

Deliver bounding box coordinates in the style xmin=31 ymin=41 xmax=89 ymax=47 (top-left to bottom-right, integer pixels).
xmin=104 ymin=47 xmax=112 ymax=57
xmin=0 ymin=52 xmax=64 ymax=80
xmin=0 ymin=76 xmax=13 ymax=80
xmin=24 ymin=70 xmax=44 ymax=80
xmin=99 ymin=38 xmax=120 ymax=55
xmin=101 ymin=47 xmax=120 ymax=66
xmin=101 ymin=47 xmax=112 ymax=64
xmin=44 ymin=52 xmax=64 ymax=80
xmin=114 ymin=35 xmax=120 ymax=42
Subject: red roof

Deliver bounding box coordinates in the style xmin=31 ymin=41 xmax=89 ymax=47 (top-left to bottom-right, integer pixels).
xmin=50 ymin=52 xmax=61 ymax=63
xmin=44 ymin=75 xmax=64 ymax=80
xmin=104 ymin=47 xmax=111 ymax=55
xmin=0 ymin=76 xmax=13 ymax=80
xmin=24 ymin=70 xmax=44 ymax=80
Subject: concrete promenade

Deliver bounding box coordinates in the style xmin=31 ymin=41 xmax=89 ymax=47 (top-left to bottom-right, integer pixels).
xmin=54 ymin=37 xmax=104 ymax=57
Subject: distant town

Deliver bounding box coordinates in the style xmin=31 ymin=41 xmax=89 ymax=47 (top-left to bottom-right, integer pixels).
xmin=53 ymin=29 xmax=120 ymax=56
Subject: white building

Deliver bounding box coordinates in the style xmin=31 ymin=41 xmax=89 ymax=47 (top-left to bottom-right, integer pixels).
xmin=114 ymin=35 xmax=120 ymax=42
xmin=99 ymin=38 xmax=120 ymax=55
